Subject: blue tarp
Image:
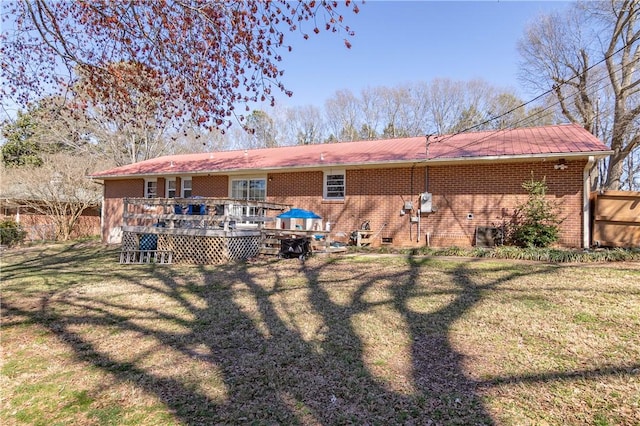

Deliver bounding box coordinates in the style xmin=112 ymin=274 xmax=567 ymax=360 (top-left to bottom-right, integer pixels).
xmin=277 ymin=208 xmax=322 ymax=219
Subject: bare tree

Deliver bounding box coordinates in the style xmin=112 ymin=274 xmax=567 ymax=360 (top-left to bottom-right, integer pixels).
xmin=211 ymin=78 xmax=558 ymax=151
xmin=359 ymin=87 xmax=384 ymax=140
xmin=403 ymin=83 xmax=433 ymax=137
xmin=424 ymin=78 xmax=467 ymax=134
xmin=2 ymin=154 xmax=101 ymax=241
xmin=171 ymin=126 xmax=231 ymax=154
xmin=324 ymin=89 xmax=362 ymax=142
xmin=518 ymin=0 xmax=640 ymax=190
xmin=378 ymin=85 xmax=414 ymax=138
xmin=244 ymin=110 xmax=278 ymax=148
xmin=598 ymin=0 xmax=640 ymax=190
xmin=314 ymin=80 xmax=543 ymax=144
xmin=282 ymin=105 xmax=326 ymax=145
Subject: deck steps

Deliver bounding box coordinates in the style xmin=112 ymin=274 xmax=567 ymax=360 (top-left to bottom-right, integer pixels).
xmin=120 ymin=250 xmax=173 ymax=264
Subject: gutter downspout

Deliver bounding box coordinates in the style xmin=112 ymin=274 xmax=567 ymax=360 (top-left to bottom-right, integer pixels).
xmin=583 ymin=156 xmax=595 ymax=249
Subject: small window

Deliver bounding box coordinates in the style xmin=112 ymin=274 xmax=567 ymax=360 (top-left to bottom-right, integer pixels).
xmin=145 ymin=179 xmax=157 ymax=198
xmin=182 ymin=178 xmax=192 ymax=198
xmin=166 ymin=179 xmax=176 ymax=198
xmin=324 ymin=171 xmax=345 ymax=200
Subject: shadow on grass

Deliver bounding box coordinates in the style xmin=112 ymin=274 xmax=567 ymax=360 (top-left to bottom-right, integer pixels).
xmin=1 ymin=242 xmax=121 ymax=282
xmin=2 ymin=245 xmax=639 ymax=424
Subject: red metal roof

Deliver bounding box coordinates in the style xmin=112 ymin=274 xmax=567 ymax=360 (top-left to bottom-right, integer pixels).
xmin=90 ymin=124 xmax=611 ymax=179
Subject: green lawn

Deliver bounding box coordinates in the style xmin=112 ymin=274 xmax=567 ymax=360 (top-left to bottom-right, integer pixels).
xmin=1 ymin=242 xmax=639 ymax=425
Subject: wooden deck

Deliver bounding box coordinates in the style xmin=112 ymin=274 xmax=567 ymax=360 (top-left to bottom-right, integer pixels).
xmin=119 ymin=198 xmax=346 ymax=264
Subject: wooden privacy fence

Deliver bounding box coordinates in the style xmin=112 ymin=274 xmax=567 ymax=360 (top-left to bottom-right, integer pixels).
xmin=592 ymin=191 xmax=640 ymax=248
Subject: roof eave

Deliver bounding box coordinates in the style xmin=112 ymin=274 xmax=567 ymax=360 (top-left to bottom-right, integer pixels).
xmin=89 ymin=150 xmax=614 ymax=180
xmin=424 ymin=150 xmax=614 ymax=164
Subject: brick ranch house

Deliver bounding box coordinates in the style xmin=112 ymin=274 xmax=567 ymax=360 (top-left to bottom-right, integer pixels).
xmin=90 ymin=124 xmax=612 ymax=249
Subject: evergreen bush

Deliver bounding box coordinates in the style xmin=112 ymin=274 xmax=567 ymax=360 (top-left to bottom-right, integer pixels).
xmin=0 ymin=219 xmax=27 ymax=247
xmin=510 ymin=177 xmax=562 ymax=248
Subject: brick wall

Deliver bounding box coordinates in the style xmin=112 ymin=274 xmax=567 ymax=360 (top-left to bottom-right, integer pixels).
xmin=103 ymin=178 xmax=143 ymax=243
xmin=100 ymin=160 xmax=587 ymax=248
xmin=263 ymin=161 xmax=585 ymax=248
xmin=157 ymin=178 xmax=166 ymax=198
xmin=193 ymin=175 xmax=228 ymax=197
xmin=1 ymin=207 xmax=100 ymax=241
xmin=427 ymin=161 xmax=584 ymax=247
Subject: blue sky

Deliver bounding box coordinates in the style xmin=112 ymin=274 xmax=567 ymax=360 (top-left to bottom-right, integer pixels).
xmin=270 ymin=0 xmax=572 ymax=108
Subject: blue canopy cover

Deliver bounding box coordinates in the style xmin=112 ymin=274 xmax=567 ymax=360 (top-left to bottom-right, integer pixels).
xmin=277 ymin=208 xmax=322 ymax=219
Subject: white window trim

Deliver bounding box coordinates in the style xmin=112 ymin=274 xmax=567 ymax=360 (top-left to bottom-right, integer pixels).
xmin=229 ymin=176 xmax=267 ymax=200
xmin=181 ymin=177 xmax=192 ymax=198
xmin=323 ymin=169 xmax=345 ymax=200
xmin=166 ymin=178 xmax=177 ymax=198
xmin=229 ymin=176 xmax=267 ymax=226
xmin=144 ymin=178 xmax=158 ymax=199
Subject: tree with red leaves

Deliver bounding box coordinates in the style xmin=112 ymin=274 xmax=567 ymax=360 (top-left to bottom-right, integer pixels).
xmin=1 ymin=0 xmax=360 ymax=130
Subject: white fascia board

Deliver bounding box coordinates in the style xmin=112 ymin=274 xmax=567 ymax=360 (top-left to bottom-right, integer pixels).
xmin=92 ymin=150 xmax=614 ymax=180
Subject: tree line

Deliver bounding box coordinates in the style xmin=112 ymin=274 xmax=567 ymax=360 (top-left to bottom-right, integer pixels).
xmin=1 ymin=0 xmax=638 ymax=194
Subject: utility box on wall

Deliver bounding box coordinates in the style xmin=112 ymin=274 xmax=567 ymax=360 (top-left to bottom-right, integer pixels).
xmin=420 ymin=192 xmax=433 ymax=213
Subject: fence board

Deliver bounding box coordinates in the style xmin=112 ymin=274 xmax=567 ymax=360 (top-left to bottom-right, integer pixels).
xmin=593 ymin=191 xmax=640 ymax=248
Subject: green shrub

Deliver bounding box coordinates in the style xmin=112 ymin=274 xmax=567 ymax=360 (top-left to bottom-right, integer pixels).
xmin=470 ymin=247 xmax=491 ymax=258
xmin=0 ymin=219 xmax=27 ymax=247
xmin=510 ymin=177 xmax=562 ymax=248
xmin=434 ymin=246 xmax=467 ymax=256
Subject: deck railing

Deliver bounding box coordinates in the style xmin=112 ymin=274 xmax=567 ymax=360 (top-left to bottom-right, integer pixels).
xmin=119 ymin=198 xmax=345 ymax=264
xmin=122 ymin=197 xmax=290 ymax=232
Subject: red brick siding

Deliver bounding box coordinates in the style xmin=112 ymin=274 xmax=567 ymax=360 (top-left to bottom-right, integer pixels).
xmin=266 ymin=167 xmax=427 ymax=246
xmin=427 ymin=161 xmax=584 ymax=247
xmin=157 ymin=178 xmax=166 ymax=198
xmin=193 ymin=175 xmax=228 ymax=197
xmin=100 ymin=160 xmax=586 ymax=247
xmin=105 ymin=179 xmax=143 ymax=199
xmin=263 ymin=162 xmax=584 ymax=248
xmin=103 ymin=179 xmax=143 ymax=243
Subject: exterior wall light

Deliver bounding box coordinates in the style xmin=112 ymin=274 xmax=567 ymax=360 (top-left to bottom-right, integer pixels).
xmin=554 ymin=159 xmax=568 ymax=170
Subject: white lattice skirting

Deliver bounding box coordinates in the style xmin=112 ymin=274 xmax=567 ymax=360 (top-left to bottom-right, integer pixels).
xmin=121 ymin=231 xmax=261 ymax=264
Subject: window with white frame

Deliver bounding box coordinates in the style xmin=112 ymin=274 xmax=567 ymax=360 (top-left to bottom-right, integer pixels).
xmin=231 ymin=178 xmax=266 ymax=201
xmin=324 ymin=170 xmax=345 ymax=200
xmin=144 ymin=179 xmax=157 ymax=198
xmin=182 ymin=178 xmax=192 ymax=198
xmin=231 ymin=177 xmax=266 ymax=219
xmin=166 ymin=179 xmax=177 ymax=198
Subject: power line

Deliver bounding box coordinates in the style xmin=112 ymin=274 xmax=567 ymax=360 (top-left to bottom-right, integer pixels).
xmin=429 ymin=41 xmax=635 ymax=148
xmin=428 ymin=63 xmax=635 ymax=158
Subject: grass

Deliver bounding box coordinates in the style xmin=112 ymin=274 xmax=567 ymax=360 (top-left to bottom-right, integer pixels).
xmin=1 ymin=241 xmax=639 ymax=425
